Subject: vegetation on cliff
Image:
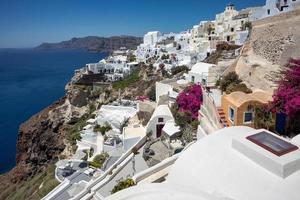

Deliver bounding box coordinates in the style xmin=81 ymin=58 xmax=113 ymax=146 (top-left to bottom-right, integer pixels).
xmin=217 ymin=72 xmax=252 ymax=94
xmin=0 ymin=165 xmax=59 ymax=200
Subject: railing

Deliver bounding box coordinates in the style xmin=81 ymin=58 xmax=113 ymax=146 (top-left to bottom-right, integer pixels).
xmin=132 ymin=141 xmax=195 ymax=184
xmin=41 ymin=180 xmax=70 ymax=200
xmin=71 ymin=135 xmax=147 ymax=200
xmin=132 ymin=154 xmax=179 ymax=184
xmin=200 ymin=85 xmax=223 ymax=133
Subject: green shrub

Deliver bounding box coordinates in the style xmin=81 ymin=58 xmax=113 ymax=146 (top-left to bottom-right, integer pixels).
xmin=112 ymin=68 xmax=140 ymax=90
xmin=90 ymin=152 xmax=109 ymax=168
xmin=182 ymin=125 xmax=195 ymax=144
xmin=111 ymin=178 xmax=136 ymax=194
xmin=171 ymin=65 xmax=188 ymax=75
xmin=1 ymin=165 xmax=59 ymax=200
xmin=89 ymin=161 xmax=102 ymax=168
xmin=226 ymin=83 xmax=252 ymax=94
xmin=171 ymin=104 xmax=193 ymax=129
xmin=128 ymin=54 xmax=136 ymax=62
xmin=219 ymin=72 xmax=242 ymax=93
xmin=191 ymin=120 xmax=200 ymax=130
xmin=147 ymin=86 xmax=156 ymax=101
xmin=94 ymin=122 xmax=112 ymax=135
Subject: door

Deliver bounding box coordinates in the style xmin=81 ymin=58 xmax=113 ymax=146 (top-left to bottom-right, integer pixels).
xmin=276 ymin=113 xmax=286 ymax=134
xmin=156 ymin=124 xmax=165 ymax=138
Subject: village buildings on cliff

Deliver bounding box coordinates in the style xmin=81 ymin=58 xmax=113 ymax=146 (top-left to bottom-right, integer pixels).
xmin=42 ymin=1 xmax=300 ymax=200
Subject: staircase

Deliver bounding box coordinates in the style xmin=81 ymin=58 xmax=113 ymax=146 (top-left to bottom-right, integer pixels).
xmin=217 ymin=107 xmax=229 ymax=128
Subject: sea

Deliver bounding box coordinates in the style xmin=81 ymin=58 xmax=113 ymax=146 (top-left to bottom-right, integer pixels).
xmin=0 ymin=48 xmax=107 ymax=173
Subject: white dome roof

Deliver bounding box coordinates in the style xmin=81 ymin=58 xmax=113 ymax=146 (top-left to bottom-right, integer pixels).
xmin=106 ymin=126 xmax=300 ymax=200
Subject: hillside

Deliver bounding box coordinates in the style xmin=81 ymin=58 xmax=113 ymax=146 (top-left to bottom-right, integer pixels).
xmin=35 ymin=36 xmax=143 ymax=52
xmin=234 ymin=8 xmax=300 ymax=92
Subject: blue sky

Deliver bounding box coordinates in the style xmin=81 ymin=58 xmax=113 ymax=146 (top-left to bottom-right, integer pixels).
xmin=0 ymin=0 xmax=265 ymax=48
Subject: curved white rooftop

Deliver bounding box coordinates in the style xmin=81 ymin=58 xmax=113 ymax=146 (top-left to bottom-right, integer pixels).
xmin=190 ymin=62 xmax=215 ymax=75
xmin=106 ymin=126 xmax=300 ymax=200
xmin=150 ymin=105 xmax=173 ymax=119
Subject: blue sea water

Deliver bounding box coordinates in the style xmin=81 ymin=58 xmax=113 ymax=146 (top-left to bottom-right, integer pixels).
xmin=0 ymin=48 xmax=106 ymax=173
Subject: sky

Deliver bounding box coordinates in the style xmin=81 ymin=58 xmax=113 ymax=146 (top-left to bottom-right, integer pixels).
xmin=0 ymin=0 xmax=265 ymax=48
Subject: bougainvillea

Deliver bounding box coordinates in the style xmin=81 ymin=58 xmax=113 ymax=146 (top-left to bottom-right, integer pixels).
xmin=176 ymin=84 xmax=203 ymax=119
xmin=272 ymin=58 xmax=300 ymax=117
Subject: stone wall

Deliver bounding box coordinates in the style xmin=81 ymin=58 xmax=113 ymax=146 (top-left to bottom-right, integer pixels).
xmin=251 ymin=8 xmax=300 ymax=66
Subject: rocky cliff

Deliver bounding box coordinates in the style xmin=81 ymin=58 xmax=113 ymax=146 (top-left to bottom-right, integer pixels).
xmin=0 ymin=64 xmax=161 ymax=200
xmin=35 ymin=36 xmax=143 ymax=52
xmin=234 ymin=8 xmax=300 ymax=92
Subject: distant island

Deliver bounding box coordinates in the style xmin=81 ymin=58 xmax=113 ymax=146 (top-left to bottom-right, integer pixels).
xmin=35 ymin=36 xmax=143 ymax=52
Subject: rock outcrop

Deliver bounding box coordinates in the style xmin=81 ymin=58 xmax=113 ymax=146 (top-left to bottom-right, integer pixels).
xmin=234 ymin=8 xmax=300 ymax=92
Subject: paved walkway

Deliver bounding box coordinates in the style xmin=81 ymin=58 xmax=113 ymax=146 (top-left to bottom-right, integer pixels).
xmin=51 ymin=171 xmax=92 ymax=200
xmin=96 ymin=148 xmax=148 ymax=197
xmin=209 ymin=89 xmax=222 ymax=107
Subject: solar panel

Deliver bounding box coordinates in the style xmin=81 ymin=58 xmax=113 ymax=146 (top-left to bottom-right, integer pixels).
xmin=246 ymin=131 xmax=298 ymax=156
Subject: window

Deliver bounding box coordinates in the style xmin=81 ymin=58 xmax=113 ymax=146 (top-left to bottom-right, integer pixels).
xmin=191 ymin=76 xmax=195 ymax=83
xmin=267 ymin=9 xmax=270 ymax=15
xmin=244 ymin=112 xmax=253 ymax=123
xmin=158 ymin=118 xmax=164 ymax=123
xmin=229 ymin=107 xmax=235 ymax=123
xmin=231 ymin=28 xmax=234 ymax=32
xmin=247 ymin=131 xmax=298 ymax=156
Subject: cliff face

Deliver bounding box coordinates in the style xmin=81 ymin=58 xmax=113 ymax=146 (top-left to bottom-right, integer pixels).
xmin=0 ymin=64 xmax=160 ymax=187
xmin=35 ymin=36 xmax=143 ymax=52
xmin=12 ymin=97 xmax=67 ymax=182
xmin=234 ymin=8 xmax=300 ymax=92
xmin=0 ymin=83 xmax=92 ymax=185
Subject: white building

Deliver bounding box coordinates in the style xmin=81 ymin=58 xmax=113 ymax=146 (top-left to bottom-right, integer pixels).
xmin=215 ymin=3 xmax=239 ymax=42
xmin=143 ymin=31 xmax=162 ymax=46
xmin=188 ymin=62 xmax=216 ymax=85
xmin=85 ymin=55 xmax=137 ymax=82
xmin=263 ymin=0 xmax=300 ymax=17
xmin=155 ymin=81 xmax=179 ymax=104
xmin=146 ymin=105 xmax=175 ymax=138
xmin=96 ymin=105 xmax=138 ymax=134
xmin=107 ymin=126 xmax=300 ymax=200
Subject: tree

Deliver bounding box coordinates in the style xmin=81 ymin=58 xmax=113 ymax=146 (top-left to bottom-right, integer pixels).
xmin=174 ymin=110 xmax=193 ymax=129
xmin=94 ymin=122 xmax=112 ymax=135
xmin=219 ymin=72 xmax=242 ymax=93
xmin=147 ymin=86 xmax=156 ymax=101
xmin=226 ymin=83 xmax=252 ymax=94
xmin=119 ymin=117 xmax=130 ymax=133
xmin=271 ymin=58 xmax=300 ymax=136
xmin=254 ymin=106 xmax=274 ymax=131
xmin=176 ymin=84 xmax=203 ymax=119
xmin=171 ymin=65 xmax=188 ymax=75
xmin=272 ymin=59 xmax=300 ymax=116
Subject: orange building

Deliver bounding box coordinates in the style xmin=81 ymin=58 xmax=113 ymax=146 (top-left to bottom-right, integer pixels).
xmin=220 ymin=91 xmax=272 ymax=128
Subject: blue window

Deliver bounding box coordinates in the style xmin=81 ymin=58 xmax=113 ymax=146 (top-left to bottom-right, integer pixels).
xmin=244 ymin=112 xmax=253 ymax=123
xmin=229 ymin=107 xmax=235 ymax=123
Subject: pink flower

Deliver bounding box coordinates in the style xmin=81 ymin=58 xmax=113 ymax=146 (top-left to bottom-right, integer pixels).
xmin=176 ymin=84 xmax=203 ymax=119
xmin=272 ymin=58 xmax=300 ymax=117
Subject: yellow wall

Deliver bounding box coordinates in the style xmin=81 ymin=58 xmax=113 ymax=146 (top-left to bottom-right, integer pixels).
xmin=221 ymin=96 xmax=263 ymax=128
